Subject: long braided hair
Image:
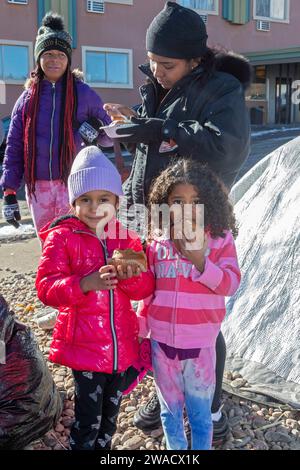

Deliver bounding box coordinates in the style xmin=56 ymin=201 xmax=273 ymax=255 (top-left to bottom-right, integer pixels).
xmin=23 ymin=64 xmax=77 ymax=197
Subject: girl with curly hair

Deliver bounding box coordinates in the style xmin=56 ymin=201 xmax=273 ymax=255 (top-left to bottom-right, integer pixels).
xmin=137 ymin=159 xmax=241 ymax=450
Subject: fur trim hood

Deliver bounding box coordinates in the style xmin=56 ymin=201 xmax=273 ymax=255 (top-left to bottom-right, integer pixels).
xmin=140 ymin=50 xmax=253 ymax=91
xmin=214 ymin=51 xmax=253 ymax=90
xmin=24 ymin=68 xmax=84 ymax=90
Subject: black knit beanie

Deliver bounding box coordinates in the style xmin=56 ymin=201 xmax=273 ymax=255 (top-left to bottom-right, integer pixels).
xmin=146 ymin=1 xmax=208 ymax=59
xmin=35 ymin=12 xmax=72 ymax=64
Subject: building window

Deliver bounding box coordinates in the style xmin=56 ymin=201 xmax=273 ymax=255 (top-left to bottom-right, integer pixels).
xmin=83 ymin=47 xmax=133 ymax=89
xmin=104 ymin=0 xmax=133 ymax=4
xmin=7 ymin=0 xmax=28 ymax=4
xmin=178 ymin=0 xmax=218 ymax=14
xmin=0 ymin=43 xmax=31 ymax=82
xmin=254 ymin=0 xmax=289 ymax=23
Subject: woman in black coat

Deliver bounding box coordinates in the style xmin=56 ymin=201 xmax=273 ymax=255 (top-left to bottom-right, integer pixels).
xmin=105 ymin=1 xmax=252 ymax=445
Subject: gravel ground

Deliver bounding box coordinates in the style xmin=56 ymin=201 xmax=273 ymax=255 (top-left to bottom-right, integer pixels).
xmin=1 ymin=270 xmax=300 ymax=451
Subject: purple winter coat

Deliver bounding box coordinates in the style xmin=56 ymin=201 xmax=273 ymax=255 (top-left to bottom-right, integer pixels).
xmin=1 ymin=75 xmax=111 ymax=191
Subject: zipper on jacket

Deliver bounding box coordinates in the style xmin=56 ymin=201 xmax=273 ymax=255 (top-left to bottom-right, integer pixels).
xmin=155 ymin=87 xmax=177 ymax=117
xmin=49 ymin=83 xmax=56 ymax=180
xmin=139 ymin=64 xmax=180 ymax=116
xmin=102 ymin=238 xmax=118 ymax=373
xmin=172 ymin=253 xmax=180 ymax=347
xmin=74 ymin=230 xmax=118 ymax=373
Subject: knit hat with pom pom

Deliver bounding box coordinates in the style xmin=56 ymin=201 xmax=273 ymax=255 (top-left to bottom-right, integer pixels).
xmin=35 ymin=12 xmax=72 ymax=63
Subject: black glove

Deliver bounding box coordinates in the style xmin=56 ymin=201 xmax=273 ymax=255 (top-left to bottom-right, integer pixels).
xmin=2 ymin=194 xmax=21 ymax=228
xmin=115 ymin=116 xmax=164 ymax=143
xmin=78 ymin=117 xmax=105 ymax=145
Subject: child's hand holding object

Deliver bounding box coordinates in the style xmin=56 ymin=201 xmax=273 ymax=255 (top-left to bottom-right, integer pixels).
xmin=80 ymin=265 xmax=118 ymax=292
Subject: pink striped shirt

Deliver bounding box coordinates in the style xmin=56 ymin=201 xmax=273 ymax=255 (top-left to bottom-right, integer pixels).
xmin=138 ymin=230 xmax=241 ymax=349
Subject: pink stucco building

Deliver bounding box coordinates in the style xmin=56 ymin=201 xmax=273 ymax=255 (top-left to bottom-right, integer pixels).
xmin=1 ymin=0 xmax=300 ymax=129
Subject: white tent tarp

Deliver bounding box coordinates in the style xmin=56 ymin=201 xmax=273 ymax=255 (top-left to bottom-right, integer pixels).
xmin=223 ymin=137 xmax=300 ymax=408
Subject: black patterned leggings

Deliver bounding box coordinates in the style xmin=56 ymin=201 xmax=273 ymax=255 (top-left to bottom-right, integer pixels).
xmin=70 ymin=370 xmax=125 ymax=451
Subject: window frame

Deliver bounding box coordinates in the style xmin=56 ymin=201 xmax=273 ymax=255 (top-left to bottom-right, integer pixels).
xmin=7 ymin=0 xmax=28 ymax=4
xmin=253 ymin=0 xmax=290 ymax=24
xmin=177 ymin=0 xmax=219 ymax=15
xmin=104 ymin=0 xmax=133 ymax=4
xmin=0 ymin=40 xmax=33 ymax=85
xmin=82 ymin=46 xmax=133 ymax=89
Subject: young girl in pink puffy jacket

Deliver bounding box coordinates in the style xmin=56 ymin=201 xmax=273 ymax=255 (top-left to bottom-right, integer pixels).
xmin=36 ymin=145 xmax=154 ymax=450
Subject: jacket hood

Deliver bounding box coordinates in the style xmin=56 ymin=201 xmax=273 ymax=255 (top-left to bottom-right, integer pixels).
xmin=214 ymin=51 xmax=252 ymax=90
xmin=38 ymin=215 xmax=88 ymax=242
xmin=24 ymin=68 xmax=84 ymax=90
xmin=38 ymin=214 xmax=135 ymax=245
xmin=139 ymin=50 xmax=252 ymax=91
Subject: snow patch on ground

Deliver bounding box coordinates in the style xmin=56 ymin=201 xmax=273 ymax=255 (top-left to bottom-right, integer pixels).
xmin=251 ymin=127 xmax=300 ymax=137
xmin=0 ymin=224 xmax=35 ymax=240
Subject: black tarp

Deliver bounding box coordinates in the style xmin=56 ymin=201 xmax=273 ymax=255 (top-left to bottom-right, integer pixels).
xmin=0 ymin=295 xmax=62 ymax=449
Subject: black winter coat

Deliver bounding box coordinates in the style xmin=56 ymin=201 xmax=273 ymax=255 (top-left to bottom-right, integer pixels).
xmin=123 ymin=52 xmax=252 ymax=206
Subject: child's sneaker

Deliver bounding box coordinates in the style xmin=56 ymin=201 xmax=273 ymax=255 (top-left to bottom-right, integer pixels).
xmin=133 ymin=393 xmax=161 ymax=431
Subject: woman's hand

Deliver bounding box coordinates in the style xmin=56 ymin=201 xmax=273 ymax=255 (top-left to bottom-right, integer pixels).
xmin=80 ymin=265 xmax=118 ymax=293
xmin=103 ymin=103 xmax=137 ymax=120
